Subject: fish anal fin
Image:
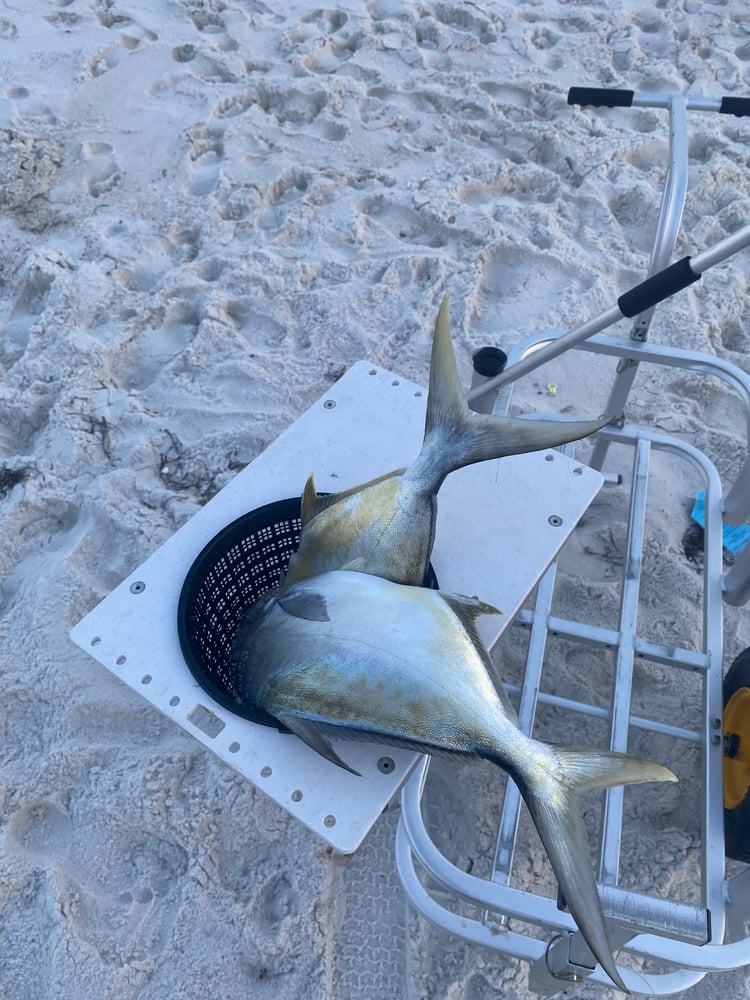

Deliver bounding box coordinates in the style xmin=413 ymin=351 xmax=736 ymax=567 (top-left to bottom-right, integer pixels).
xmin=440 ymin=591 xmax=503 ymax=623
xmin=305 ymin=719 xmax=477 ymax=761
xmin=277 ymin=589 xmax=330 ymax=622
xmin=279 ymin=716 xmax=362 ymax=776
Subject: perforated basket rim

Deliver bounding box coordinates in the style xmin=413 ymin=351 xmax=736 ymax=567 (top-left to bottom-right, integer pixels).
xmin=177 ymin=496 xmax=302 ymax=729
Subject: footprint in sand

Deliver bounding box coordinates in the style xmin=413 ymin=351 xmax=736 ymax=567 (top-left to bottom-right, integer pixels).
xmin=430 ymin=2 xmax=497 ymax=44
xmin=256 ymin=83 xmax=328 ymax=125
xmin=161 ymin=222 xmax=202 ymax=264
xmin=186 ymin=128 xmax=224 ymax=196
xmin=294 ymin=8 xmax=364 ymax=75
xmin=4 ymin=86 xmax=57 ymax=127
xmin=269 ymin=169 xmax=311 ymax=205
xmin=523 ymin=25 xmax=564 ymax=70
xmin=0 ymin=497 xmax=85 ymax=617
xmin=215 ymin=184 xmax=262 ymax=221
xmin=84 ymin=28 xmax=156 ymax=78
xmin=222 ymin=299 xmax=287 ymax=354
xmin=88 ymin=0 xmax=133 ymax=29
xmin=45 ymin=0 xmax=81 ymax=27
xmin=720 ymin=316 xmax=750 ymax=354
xmin=2 ymin=253 xmax=67 ymax=366
xmin=212 ymin=93 xmax=253 ymax=119
xmin=477 ymin=244 xmax=585 ymax=328
xmin=8 ymin=800 xmax=188 ymax=964
xmin=257 ymin=872 xmax=299 ymax=933
xmin=119 ymin=299 xmax=202 ymax=390
xmin=189 ymin=9 xmax=238 ymax=53
xmin=357 ymin=194 xmax=450 ymax=249
xmin=166 ymin=42 xmax=237 ymax=84
xmin=82 ymin=141 xmax=121 ymax=198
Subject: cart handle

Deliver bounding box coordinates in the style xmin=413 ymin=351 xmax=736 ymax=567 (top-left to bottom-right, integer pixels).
xmin=568 ymin=86 xmax=750 ymax=117
xmin=567 ymin=87 xmax=634 ymax=108
xmin=465 ymin=224 xmax=750 ymax=404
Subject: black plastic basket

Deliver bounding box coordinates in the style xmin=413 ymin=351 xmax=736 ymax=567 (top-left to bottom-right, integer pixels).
xmin=177 ymin=498 xmax=303 ymax=729
xmin=177 ymin=496 xmax=438 ymax=730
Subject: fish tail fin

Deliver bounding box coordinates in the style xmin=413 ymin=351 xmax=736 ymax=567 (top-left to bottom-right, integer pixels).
xmin=508 ymin=746 xmax=677 ymax=994
xmin=418 ymin=294 xmax=607 ymax=485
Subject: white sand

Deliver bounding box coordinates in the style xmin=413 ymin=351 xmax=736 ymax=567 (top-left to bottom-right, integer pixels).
xmin=2 ymin=1 xmax=750 ymax=997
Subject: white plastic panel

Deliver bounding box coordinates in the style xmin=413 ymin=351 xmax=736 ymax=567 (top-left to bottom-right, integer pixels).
xmin=70 ymin=360 xmax=603 ymax=852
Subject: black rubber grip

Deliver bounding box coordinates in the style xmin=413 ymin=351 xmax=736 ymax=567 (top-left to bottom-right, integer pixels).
xmin=567 ymin=87 xmax=635 ymax=108
xmin=618 ymin=257 xmax=701 ymax=318
xmin=720 ymin=97 xmax=750 ymax=118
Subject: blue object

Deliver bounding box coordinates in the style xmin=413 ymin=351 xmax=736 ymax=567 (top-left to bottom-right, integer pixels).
xmin=691 ymin=491 xmax=750 ymax=554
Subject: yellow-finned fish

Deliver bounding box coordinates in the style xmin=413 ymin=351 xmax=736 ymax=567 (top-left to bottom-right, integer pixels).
xmin=230 ymin=570 xmax=676 ymax=993
xmin=282 ymin=295 xmax=607 ymax=587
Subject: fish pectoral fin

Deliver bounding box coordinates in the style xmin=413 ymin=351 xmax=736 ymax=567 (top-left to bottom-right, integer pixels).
xmin=280 ymin=716 xmax=362 ymax=777
xmin=277 ymin=589 xmax=330 ymax=622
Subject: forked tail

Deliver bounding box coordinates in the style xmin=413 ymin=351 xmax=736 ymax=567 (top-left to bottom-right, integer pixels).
xmin=511 ymin=745 xmax=678 ymax=994
xmin=413 ymin=294 xmax=608 ymax=487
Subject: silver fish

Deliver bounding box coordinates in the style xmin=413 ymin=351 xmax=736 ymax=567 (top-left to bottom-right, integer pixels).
xmin=282 ymin=295 xmax=608 ymax=587
xmin=230 ymin=571 xmax=676 ymax=993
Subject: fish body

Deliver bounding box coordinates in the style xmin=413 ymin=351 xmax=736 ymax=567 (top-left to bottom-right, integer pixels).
xmin=230 ymin=570 xmax=676 ymax=993
xmin=282 ymin=296 xmax=607 ymax=587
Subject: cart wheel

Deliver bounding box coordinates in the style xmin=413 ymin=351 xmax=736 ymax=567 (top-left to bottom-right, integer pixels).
xmin=724 ymin=647 xmax=750 ymax=862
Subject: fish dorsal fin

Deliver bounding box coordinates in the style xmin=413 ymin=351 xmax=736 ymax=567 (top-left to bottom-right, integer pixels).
xmin=300 ymin=472 xmax=320 ymax=526
xmin=300 ymin=473 xmax=342 ymax=526
xmin=279 ymin=716 xmax=362 ymax=776
xmin=299 ymin=469 xmax=407 ymax=527
xmin=425 ymin=292 xmax=466 ymax=440
xmin=439 ymin=591 xmax=518 ymax=723
xmin=277 ymin=588 xmax=330 ymax=622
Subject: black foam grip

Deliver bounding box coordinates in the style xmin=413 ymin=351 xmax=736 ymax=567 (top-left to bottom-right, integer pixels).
xmin=567 ymin=87 xmax=635 ymax=108
xmin=720 ymin=97 xmax=750 ymax=118
xmin=618 ymin=257 xmax=701 ymax=318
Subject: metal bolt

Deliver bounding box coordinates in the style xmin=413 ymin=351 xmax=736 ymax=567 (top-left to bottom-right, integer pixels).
xmin=377 ymin=756 xmax=395 ymax=774
xmin=548 ymin=515 xmax=563 ymax=527
xmin=130 ymin=581 xmax=146 ymax=594
xmin=323 ymin=399 xmax=336 ymax=409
